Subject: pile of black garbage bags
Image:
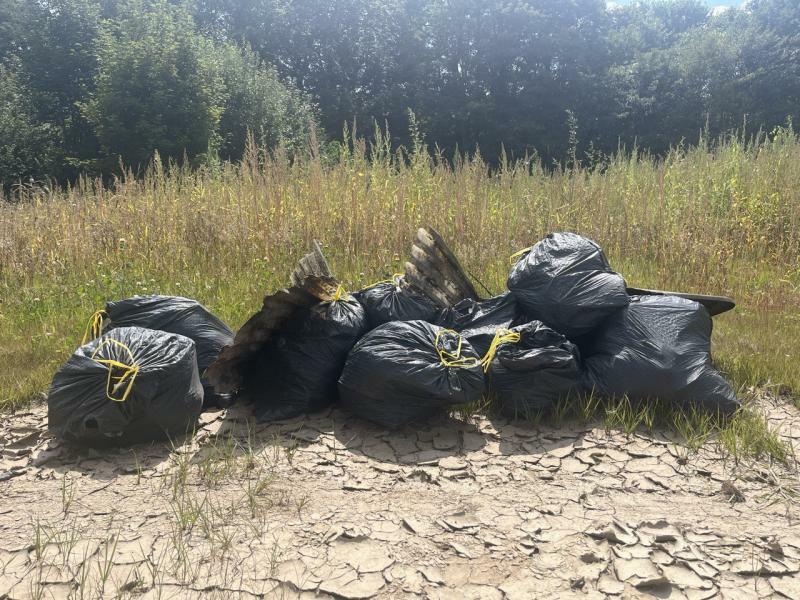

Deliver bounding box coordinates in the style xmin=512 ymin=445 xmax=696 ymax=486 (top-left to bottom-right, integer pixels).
xmin=48 ymin=232 xmax=739 ymax=446
xmin=48 ymin=296 xmax=234 ymax=445
xmin=335 ymin=232 xmax=738 ymax=428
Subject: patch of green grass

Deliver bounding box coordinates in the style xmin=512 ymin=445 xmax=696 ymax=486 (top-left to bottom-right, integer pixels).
xmin=717 ymin=409 xmax=788 ymax=464
xmin=464 ymin=391 xmax=790 ymax=465
xmin=714 ymin=309 xmax=800 ymax=408
xmin=670 ymin=405 xmax=717 ymax=452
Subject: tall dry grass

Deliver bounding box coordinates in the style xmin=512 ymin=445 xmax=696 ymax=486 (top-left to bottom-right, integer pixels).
xmin=1 ymin=129 xmax=799 ymax=409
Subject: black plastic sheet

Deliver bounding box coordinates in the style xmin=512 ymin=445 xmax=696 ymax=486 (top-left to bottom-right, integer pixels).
xmin=338 ymin=320 xmax=486 ymax=428
xmin=485 ymin=321 xmax=581 ymax=418
xmin=355 ymin=277 xmax=440 ymax=329
xmin=48 ymin=327 xmax=203 ymax=446
xmin=436 ymin=292 xmax=521 ymax=356
xmin=582 ymin=295 xmax=739 ymax=413
xmin=101 ymin=295 xmax=234 ymax=406
xmin=250 ymin=295 xmax=367 ymax=422
xmin=507 ymin=233 xmax=629 ymax=338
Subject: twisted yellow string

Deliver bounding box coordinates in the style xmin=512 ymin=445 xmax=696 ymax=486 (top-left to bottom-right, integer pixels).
xmin=332 ymin=284 xmax=350 ymax=302
xmin=81 ymin=310 xmax=108 ymax=345
xmin=90 ymin=338 xmax=139 ymax=403
xmin=435 ymin=329 xmax=481 ymax=368
xmin=509 ymin=246 xmax=533 ymax=265
xmin=480 ymin=328 xmax=521 ymax=372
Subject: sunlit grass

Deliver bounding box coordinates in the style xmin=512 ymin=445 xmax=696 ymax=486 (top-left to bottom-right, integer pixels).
xmin=1 ymin=129 xmax=798 ymax=416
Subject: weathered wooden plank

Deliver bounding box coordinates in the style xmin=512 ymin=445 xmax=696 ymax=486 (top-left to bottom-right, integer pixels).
xmin=403 ymin=227 xmax=479 ymax=305
xmin=404 ymin=262 xmax=452 ymax=307
xmin=407 ymin=245 xmax=465 ymax=305
xmin=290 ymin=240 xmax=332 ymax=286
xmin=205 ymin=243 xmax=341 ymax=393
xmin=414 ymin=228 xmax=478 ymax=301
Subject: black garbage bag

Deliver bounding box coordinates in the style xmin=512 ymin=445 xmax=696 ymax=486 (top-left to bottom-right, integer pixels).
xmin=507 ymin=232 xmax=629 ymax=338
xmin=88 ymin=295 xmax=234 ymax=406
xmin=436 ymin=292 xmax=521 ymax=356
xmin=582 ymin=295 xmax=739 ymax=413
xmin=250 ymin=292 xmax=367 ymax=422
xmin=338 ymin=320 xmax=486 ymax=428
xmin=354 ymin=276 xmax=440 ymax=329
xmin=483 ymin=322 xmax=581 ymax=418
xmin=48 ymin=326 xmax=203 ymax=446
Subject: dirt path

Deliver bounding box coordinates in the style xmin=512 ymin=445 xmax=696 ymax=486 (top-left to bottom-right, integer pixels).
xmin=1 ymin=397 xmax=799 ymax=600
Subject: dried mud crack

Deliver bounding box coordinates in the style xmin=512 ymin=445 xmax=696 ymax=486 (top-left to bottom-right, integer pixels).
xmin=1 ymin=396 xmax=799 ymax=599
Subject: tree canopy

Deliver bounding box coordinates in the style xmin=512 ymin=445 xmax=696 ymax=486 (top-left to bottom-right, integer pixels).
xmin=1 ymin=0 xmax=798 ymax=186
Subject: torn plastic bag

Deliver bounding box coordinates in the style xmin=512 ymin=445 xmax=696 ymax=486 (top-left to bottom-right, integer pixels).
xmin=436 ymin=292 xmax=521 ymax=356
xmin=582 ymin=295 xmax=739 ymax=413
xmin=88 ymin=295 xmax=234 ymax=406
xmin=507 ymin=232 xmax=629 ymax=338
xmin=483 ymin=322 xmax=581 ymax=418
xmin=338 ymin=320 xmax=486 ymax=428
xmin=354 ymin=275 xmax=440 ymax=329
xmin=48 ymin=326 xmax=203 ymax=446
xmin=249 ymin=291 xmax=367 ymax=422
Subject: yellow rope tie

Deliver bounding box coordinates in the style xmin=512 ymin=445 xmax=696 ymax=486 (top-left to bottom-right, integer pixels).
xmin=509 ymin=246 xmax=533 ymax=265
xmin=81 ymin=310 xmax=108 ymax=345
xmin=435 ymin=329 xmax=481 ymax=369
xmin=332 ymin=284 xmax=351 ymax=303
xmin=480 ymin=328 xmax=521 ymax=372
xmin=90 ymin=338 xmax=140 ymax=403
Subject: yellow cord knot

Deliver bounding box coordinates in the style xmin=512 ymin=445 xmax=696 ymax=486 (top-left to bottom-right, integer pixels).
xmin=81 ymin=310 xmax=108 ymax=345
xmin=91 ymin=338 xmax=139 ymax=403
xmin=435 ymin=329 xmax=481 ymax=368
xmin=332 ymin=284 xmax=351 ymax=302
xmin=480 ymin=328 xmax=521 ymax=372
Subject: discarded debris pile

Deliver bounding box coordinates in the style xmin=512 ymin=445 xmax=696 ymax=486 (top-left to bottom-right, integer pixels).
xmin=47 ymin=227 xmax=740 ymax=444
xmin=203 ymin=227 xmax=737 ymax=429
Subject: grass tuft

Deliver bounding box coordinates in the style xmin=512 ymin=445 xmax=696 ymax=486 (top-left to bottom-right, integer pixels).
xmin=460 ymin=391 xmax=790 ymax=465
xmin=717 ymin=409 xmax=788 ymax=464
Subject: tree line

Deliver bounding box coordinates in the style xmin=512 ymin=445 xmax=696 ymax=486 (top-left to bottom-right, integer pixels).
xmin=1 ymin=0 xmax=798 ymax=186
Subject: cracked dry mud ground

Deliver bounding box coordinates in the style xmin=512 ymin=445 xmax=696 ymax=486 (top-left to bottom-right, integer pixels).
xmin=1 ymin=396 xmax=799 ymax=600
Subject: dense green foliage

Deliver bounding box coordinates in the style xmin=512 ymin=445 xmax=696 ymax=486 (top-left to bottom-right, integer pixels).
xmin=0 ymin=0 xmax=314 ymax=184
xmin=217 ymin=45 xmax=317 ymax=160
xmin=0 ymin=65 xmax=60 ymax=184
xmin=84 ymin=1 xmax=225 ymax=171
xmin=1 ymin=0 xmax=799 ymax=185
